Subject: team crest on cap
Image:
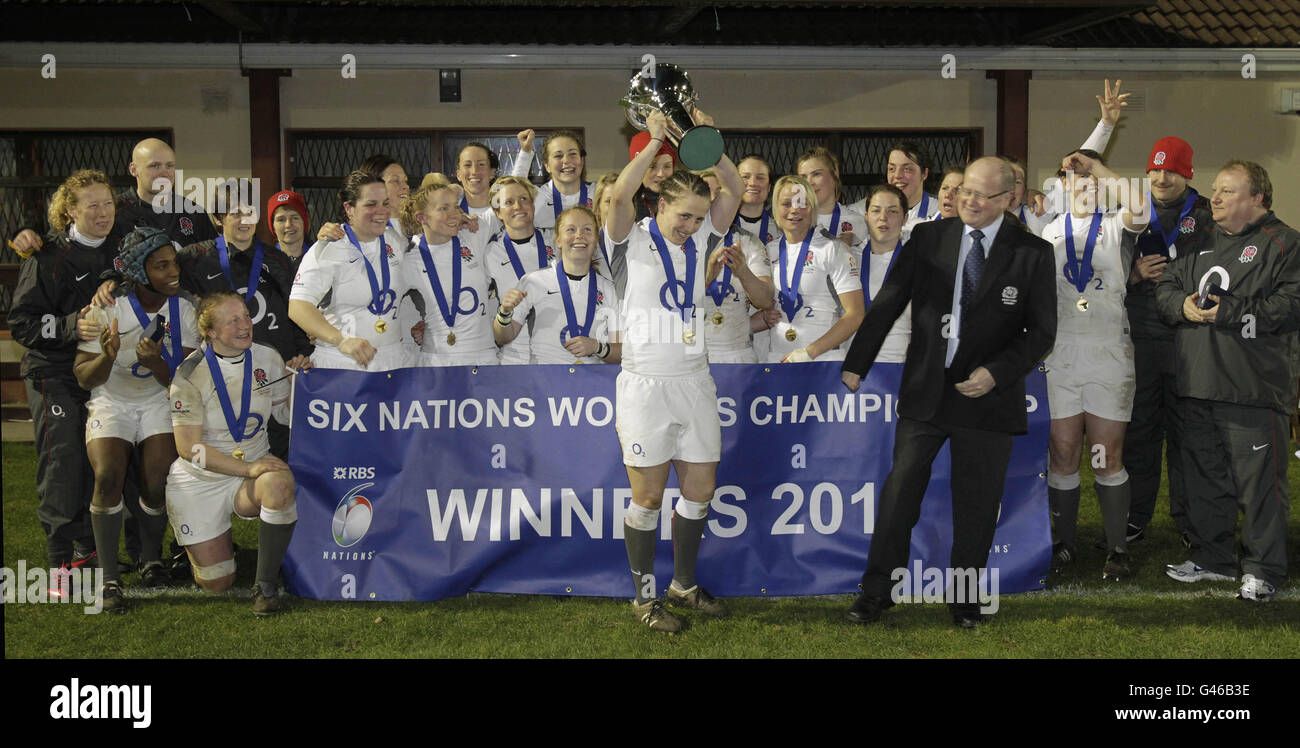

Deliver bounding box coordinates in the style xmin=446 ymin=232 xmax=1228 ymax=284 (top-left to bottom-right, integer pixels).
xmin=179 ymin=217 xmax=193 ymax=235
xmin=1153 ymin=151 xmax=1167 ymax=166
xmin=277 ymin=193 xmax=290 ymax=202
xmin=1239 ymin=245 xmax=1258 ymax=263
xmin=1180 ymin=216 xmax=1196 ymax=234
xmin=1001 ymin=286 xmax=1019 ymax=305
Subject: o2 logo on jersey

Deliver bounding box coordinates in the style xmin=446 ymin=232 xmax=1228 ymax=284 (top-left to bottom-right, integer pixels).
xmin=243 ymin=413 xmax=266 ymax=440
xmin=332 ymin=482 xmax=375 ymax=548
xmin=130 ymin=362 xmax=152 ymax=378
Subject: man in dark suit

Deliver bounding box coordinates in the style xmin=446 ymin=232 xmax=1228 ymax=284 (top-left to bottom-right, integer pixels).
xmin=841 ymin=157 xmax=1056 ymax=628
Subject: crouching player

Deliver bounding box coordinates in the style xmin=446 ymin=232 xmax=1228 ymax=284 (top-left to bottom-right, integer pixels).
xmin=167 ymin=290 xmax=298 ymax=615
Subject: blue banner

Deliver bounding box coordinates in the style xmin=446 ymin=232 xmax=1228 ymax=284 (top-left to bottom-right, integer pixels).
xmin=284 ymin=362 xmax=1051 ymax=601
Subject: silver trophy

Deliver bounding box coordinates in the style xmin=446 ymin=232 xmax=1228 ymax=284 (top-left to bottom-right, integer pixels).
xmin=620 ymin=63 xmax=724 ymax=170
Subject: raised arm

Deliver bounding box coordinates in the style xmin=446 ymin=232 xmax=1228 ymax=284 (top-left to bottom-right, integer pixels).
xmin=608 ymin=111 xmax=667 ymax=244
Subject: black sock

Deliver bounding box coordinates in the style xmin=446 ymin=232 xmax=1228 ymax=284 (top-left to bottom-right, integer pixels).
xmin=90 ymin=506 xmax=124 ymax=584
xmin=624 ymin=523 xmax=658 ymax=605
xmin=1096 ymin=479 xmax=1131 ymax=552
xmin=1048 ymin=485 xmax=1081 ymax=550
xmin=671 ymin=512 xmax=708 ymax=590
xmin=256 ymin=521 xmax=296 ymax=594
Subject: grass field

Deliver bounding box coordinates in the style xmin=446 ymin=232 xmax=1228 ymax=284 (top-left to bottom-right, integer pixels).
xmin=4 ymin=441 xmax=1298 ymax=659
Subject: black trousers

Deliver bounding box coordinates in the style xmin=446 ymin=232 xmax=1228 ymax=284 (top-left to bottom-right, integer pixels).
xmin=861 ymin=414 xmax=1013 ymax=614
xmin=25 ymin=376 xmax=94 ymax=564
xmin=1123 ymin=336 xmax=1186 ymax=532
xmin=1181 ymin=398 xmax=1290 ymax=585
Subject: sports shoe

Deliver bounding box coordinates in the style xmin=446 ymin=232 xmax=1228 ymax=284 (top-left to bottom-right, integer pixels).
xmin=252 ymin=585 xmax=284 ymax=617
xmin=1237 ymin=574 xmax=1276 ymax=602
xmin=1102 ymin=549 xmax=1130 ymax=581
xmin=99 ymin=581 xmax=128 ymax=614
xmin=846 ymin=592 xmax=885 ymax=624
xmin=666 ymin=583 xmax=727 ymax=616
xmin=139 ymin=561 xmax=169 ymax=588
xmin=633 ymin=598 xmax=682 ymax=633
xmin=70 ymin=549 xmax=98 ymax=569
xmin=1165 ymin=560 xmax=1235 ymax=583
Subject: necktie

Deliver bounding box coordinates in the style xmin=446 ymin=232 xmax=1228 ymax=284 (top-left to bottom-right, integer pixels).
xmin=960 ymin=229 xmax=985 ymax=330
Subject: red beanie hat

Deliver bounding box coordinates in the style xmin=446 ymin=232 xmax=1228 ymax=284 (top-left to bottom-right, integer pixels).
xmin=1147 ymin=137 xmax=1194 ymax=180
xmin=629 ymin=131 xmax=679 ymax=165
xmin=265 ymin=189 xmax=310 ymax=235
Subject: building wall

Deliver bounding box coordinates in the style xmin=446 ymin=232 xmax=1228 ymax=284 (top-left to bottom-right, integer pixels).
xmin=1 ymin=66 xmax=1295 ymax=225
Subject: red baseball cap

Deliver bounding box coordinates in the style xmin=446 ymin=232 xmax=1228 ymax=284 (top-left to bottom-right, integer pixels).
xmin=265 ymin=189 xmax=310 ymax=235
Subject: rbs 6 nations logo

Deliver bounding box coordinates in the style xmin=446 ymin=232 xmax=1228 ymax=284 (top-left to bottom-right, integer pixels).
xmin=332 ymin=483 xmax=375 ymax=548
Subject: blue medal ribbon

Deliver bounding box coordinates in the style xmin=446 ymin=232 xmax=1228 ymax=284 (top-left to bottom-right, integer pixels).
xmin=418 ymin=235 xmax=465 ymax=331
xmin=1147 ymin=188 xmax=1198 ymax=259
xmin=916 ymin=192 xmax=930 ymax=220
xmin=460 ymin=195 xmax=469 ymax=213
xmin=502 ymin=229 xmax=549 ymax=280
xmin=126 ymin=293 xmax=182 ymax=377
xmin=203 ymin=345 xmax=253 ymax=449
xmin=342 ymin=224 xmax=395 ymax=315
xmin=1018 ymin=204 xmax=1027 ymax=223
xmin=552 ymin=182 xmax=589 ymax=222
xmin=556 ymin=256 xmax=598 ymax=344
xmin=778 ymin=230 xmax=815 ymax=322
xmin=706 ymin=230 xmax=736 ymax=307
xmin=862 ymin=240 xmax=902 ymax=313
xmin=597 ymin=228 xmax=611 ymax=271
xmin=1063 ymin=212 xmax=1104 ymax=295
xmin=215 ymin=235 xmax=264 ymax=304
xmin=827 ymin=204 xmax=842 ymax=237
xmin=648 ymin=218 xmax=697 ymax=325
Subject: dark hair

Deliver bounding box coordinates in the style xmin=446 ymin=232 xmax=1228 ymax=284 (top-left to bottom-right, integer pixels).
xmin=457 ymin=142 xmax=499 ymax=171
xmin=1222 ymin=160 xmax=1273 ymax=209
xmin=866 ymin=184 xmax=908 ymax=210
xmin=737 ymin=153 xmax=773 ymax=176
xmin=338 ymin=170 xmax=386 ymax=222
xmin=1056 ymin=148 xmax=1106 ymax=179
xmin=889 ymin=141 xmax=933 ymax=174
xmin=657 ymin=171 xmax=712 ymax=207
xmin=208 ymin=178 xmax=256 ymax=222
xmin=359 ymin=154 xmax=402 ymax=179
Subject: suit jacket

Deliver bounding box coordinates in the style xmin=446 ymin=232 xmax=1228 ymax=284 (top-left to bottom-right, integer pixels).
xmin=843 ymin=214 xmax=1056 ymax=434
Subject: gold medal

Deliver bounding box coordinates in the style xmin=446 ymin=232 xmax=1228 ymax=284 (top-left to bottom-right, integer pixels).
xmin=682 ymin=330 xmax=696 ymax=344
xmin=232 ymin=448 xmax=245 ymax=461
xmin=712 ymin=312 xmax=724 ymax=325
xmin=785 ymin=328 xmax=797 ymax=342
xmin=447 ymin=331 xmax=457 ymax=346
xmin=374 ymin=319 xmax=387 ymax=333
xmin=1076 ymin=297 xmax=1089 ymax=312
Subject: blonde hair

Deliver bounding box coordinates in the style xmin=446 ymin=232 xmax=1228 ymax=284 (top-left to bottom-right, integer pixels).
xmin=555 ymin=205 xmax=602 ymax=269
xmin=197 ymin=290 xmax=246 ymax=340
xmin=771 ymin=175 xmax=820 ymax=222
xmin=401 ymin=173 xmax=460 ymax=233
xmin=590 ymin=172 xmax=619 ymax=227
xmin=796 ymin=146 xmax=842 ymax=202
xmin=489 ymin=176 xmax=538 ymax=210
xmin=49 ymin=169 xmax=113 ymax=233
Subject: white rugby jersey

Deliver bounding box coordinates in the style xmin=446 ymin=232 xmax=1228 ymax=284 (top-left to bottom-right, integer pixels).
xmin=484 ymin=229 xmax=556 ymax=365
xmin=1041 ymin=211 xmax=1137 ymax=342
xmin=765 ymin=229 xmax=861 ymax=363
xmin=510 ymin=263 xmax=620 ymax=364
xmin=170 ymin=343 xmax=289 ymax=477
xmin=734 ymin=210 xmax=778 ymax=246
xmin=613 ymin=214 xmax=725 ymax=377
xmin=703 ymin=230 xmax=772 ymax=356
xmin=816 ymin=203 xmax=867 ymax=253
xmin=902 ymin=192 xmax=941 ymax=235
xmin=532 ymin=179 xmax=595 ymax=231
xmin=408 ymin=232 xmax=495 ymax=357
xmin=80 ymin=294 xmax=198 ymax=404
xmin=860 ymin=244 xmax=911 ymax=364
xmin=291 ymin=232 xmax=408 ymax=352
